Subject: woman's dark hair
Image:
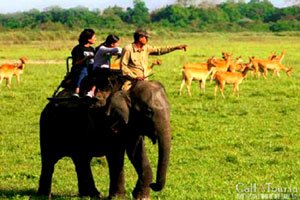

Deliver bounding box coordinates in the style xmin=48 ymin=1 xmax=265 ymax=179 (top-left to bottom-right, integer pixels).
xmin=78 ymin=29 xmax=95 ymax=45
xmin=103 ymin=34 xmax=119 ymax=46
xmin=96 ymin=34 xmax=119 ymax=52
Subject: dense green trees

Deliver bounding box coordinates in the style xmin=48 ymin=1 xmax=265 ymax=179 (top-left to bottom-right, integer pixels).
xmin=0 ymin=0 xmax=299 ymax=32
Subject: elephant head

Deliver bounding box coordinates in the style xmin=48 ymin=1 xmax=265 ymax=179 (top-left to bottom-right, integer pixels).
xmin=106 ymin=90 xmax=131 ymax=124
xmin=107 ymin=80 xmax=172 ymax=192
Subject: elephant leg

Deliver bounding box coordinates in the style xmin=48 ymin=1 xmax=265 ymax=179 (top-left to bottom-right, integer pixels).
xmin=106 ymin=148 xmax=126 ymax=199
xmin=37 ymin=154 xmax=60 ymax=197
xmin=72 ymin=155 xmax=100 ymax=198
xmin=127 ymin=136 xmax=152 ymax=199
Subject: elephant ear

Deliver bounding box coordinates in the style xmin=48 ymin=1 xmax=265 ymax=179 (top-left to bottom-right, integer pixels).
xmin=106 ymin=91 xmax=131 ymax=124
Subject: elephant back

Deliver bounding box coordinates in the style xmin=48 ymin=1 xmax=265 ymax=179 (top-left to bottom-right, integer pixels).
xmin=40 ymin=101 xmax=119 ymax=156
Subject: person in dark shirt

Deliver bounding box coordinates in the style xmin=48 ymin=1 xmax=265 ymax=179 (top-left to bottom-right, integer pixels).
xmin=71 ymin=28 xmax=96 ymax=97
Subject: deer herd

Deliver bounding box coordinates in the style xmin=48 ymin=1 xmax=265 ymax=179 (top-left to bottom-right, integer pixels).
xmin=179 ymin=51 xmax=292 ymax=98
xmin=0 ymin=50 xmax=293 ymax=99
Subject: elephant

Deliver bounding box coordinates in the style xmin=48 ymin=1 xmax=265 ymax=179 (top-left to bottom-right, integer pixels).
xmin=37 ymin=80 xmax=172 ymax=200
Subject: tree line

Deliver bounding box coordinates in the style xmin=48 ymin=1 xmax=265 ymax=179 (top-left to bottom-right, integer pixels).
xmin=1 ymin=0 xmax=300 ymax=32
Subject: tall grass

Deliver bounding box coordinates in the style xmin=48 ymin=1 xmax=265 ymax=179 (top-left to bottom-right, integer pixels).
xmin=0 ymin=32 xmax=299 ymax=199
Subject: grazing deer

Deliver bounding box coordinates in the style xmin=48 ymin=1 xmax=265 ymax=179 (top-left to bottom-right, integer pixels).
xmin=0 ymin=57 xmax=28 ymax=88
xmin=250 ymin=51 xmax=286 ymax=78
xmin=249 ymin=56 xmax=291 ymax=79
xmin=259 ymin=60 xmax=292 ymax=78
xmin=268 ymin=51 xmax=291 ymax=76
xmin=214 ymin=64 xmax=252 ymax=98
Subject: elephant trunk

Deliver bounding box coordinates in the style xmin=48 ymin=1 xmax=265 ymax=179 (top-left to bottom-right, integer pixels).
xmin=150 ymin=113 xmax=171 ymax=192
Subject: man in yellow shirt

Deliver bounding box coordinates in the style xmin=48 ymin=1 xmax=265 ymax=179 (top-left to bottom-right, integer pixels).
xmin=120 ymin=29 xmax=187 ymax=90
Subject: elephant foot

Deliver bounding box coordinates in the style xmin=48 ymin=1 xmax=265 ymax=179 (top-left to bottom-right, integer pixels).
xmin=37 ymin=188 xmax=52 ymax=199
xmin=134 ymin=197 xmax=151 ymax=200
xmin=88 ymin=196 xmax=101 ymax=200
xmin=108 ymin=192 xmax=126 ymax=200
xmin=132 ymin=188 xmax=150 ymax=200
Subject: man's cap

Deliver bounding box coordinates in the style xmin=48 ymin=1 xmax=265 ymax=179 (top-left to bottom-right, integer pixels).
xmin=134 ymin=29 xmax=150 ymax=37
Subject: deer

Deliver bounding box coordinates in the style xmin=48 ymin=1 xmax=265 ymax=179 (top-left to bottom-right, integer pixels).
xmin=249 ymin=56 xmax=291 ymax=79
xmin=268 ymin=50 xmax=285 ymax=63
xmin=250 ymin=51 xmax=287 ymax=78
xmin=268 ymin=51 xmax=292 ymax=76
xmin=144 ymin=59 xmax=162 ymax=79
xmin=228 ymin=56 xmax=245 ymax=72
xmin=0 ymin=57 xmax=28 ymax=88
xmin=258 ymin=60 xmax=292 ymax=78
xmin=181 ymin=51 xmax=232 ymax=71
xmin=182 ymin=61 xmax=208 ymax=70
xmin=214 ymin=64 xmax=252 ymax=98
xmin=182 ymin=51 xmax=231 ymax=71
xmin=179 ymin=62 xmax=215 ymax=96
xmin=208 ymin=53 xmax=232 ymax=81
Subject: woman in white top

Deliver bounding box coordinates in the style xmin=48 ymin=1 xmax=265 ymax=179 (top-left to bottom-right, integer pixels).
xmin=87 ymin=34 xmax=122 ymax=97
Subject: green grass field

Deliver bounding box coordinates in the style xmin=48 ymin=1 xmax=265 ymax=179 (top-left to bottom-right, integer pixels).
xmin=0 ymin=32 xmax=299 ymax=200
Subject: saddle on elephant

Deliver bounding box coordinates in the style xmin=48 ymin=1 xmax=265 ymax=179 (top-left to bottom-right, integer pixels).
xmin=49 ymin=56 xmax=125 ymax=105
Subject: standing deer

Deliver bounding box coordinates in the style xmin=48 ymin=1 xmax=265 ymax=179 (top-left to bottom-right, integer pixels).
xmin=179 ymin=64 xmax=215 ymax=96
xmin=0 ymin=57 xmax=28 ymax=88
xmin=214 ymin=64 xmax=252 ymax=98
